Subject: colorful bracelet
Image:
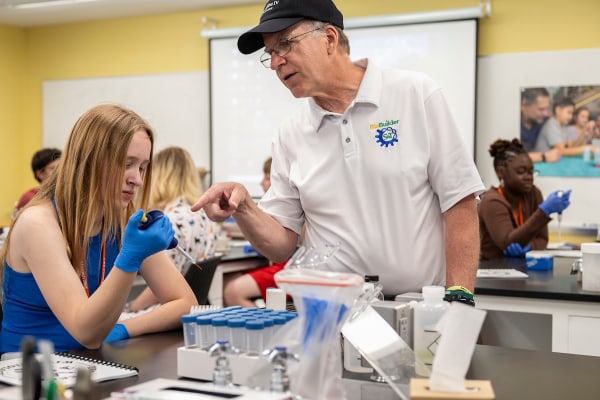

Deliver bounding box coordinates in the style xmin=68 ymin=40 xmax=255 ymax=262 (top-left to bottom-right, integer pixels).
xmin=444 ymin=285 xmax=475 ymax=306
xmin=446 ymin=285 xmax=473 ymax=295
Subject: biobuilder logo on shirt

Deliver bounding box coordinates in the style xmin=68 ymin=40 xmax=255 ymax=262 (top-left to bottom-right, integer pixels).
xmin=370 ymin=119 xmax=399 ymax=148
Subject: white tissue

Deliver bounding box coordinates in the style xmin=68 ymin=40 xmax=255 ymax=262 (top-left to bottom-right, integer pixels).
xmin=428 ymin=302 xmax=486 ymax=392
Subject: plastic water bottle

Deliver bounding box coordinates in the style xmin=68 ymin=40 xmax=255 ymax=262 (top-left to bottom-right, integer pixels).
xmin=413 ymin=285 xmax=449 ymax=377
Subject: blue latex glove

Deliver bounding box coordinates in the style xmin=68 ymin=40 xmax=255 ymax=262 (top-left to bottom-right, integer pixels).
xmin=539 ymin=189 xmax=571 ymax=216
xmin=104 ymin=323 xmax=129 ymax=343
xmin=114 ymin=209 xmax=176 ymax=273
xmin=503 ymin=242 xmax=532 ymax=258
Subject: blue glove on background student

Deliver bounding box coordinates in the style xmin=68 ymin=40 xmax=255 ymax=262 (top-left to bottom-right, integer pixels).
xmin=104 ymin=323 xmax=129 ymax=343
xmin=503 ymin=242 xmax=531 ymax=258
xmin=539 ymin=189 xmax=571 ymax=216
xmin=114 ymin=209 xmax=176 ymax=273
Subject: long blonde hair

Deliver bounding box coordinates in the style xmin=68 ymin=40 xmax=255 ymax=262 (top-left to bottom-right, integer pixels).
xmin=150 ymin=146 xmax=201 ymax=210
xmin=1 ymin=104 xmax=154 ymax=275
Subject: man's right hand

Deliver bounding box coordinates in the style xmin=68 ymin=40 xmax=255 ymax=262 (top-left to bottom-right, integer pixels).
xmin=191 ymin=182 xmax=251 ymax=221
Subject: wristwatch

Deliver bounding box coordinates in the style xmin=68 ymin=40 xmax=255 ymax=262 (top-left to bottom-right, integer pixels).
xmin=444 ymin=285 xmax=475 ymax=306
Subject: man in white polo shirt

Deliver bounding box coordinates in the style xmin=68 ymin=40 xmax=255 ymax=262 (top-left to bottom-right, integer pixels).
xmin=193 ymin=0 xmax=484 ymax=302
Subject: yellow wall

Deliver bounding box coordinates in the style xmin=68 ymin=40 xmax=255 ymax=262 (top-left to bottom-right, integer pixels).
xmin=1 ymin=0 xmax=599 ymax=225
xmin=0 ymin=25 xmax=25 ymax=225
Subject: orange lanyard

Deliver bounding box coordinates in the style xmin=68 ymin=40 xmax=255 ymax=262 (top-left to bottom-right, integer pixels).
xmin=79 ymin=241 xmax=106 ymax=297
xmin=497 ymin=187 xmax=524 ymax=227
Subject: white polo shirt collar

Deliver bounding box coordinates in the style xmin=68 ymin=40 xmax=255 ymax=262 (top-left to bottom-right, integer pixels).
xmin=306 ymin=58 xmax=380 ymax=132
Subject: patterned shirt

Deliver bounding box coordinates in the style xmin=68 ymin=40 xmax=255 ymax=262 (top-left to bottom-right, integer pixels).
xmin=163 ymin=196 xmax=218 ymax=275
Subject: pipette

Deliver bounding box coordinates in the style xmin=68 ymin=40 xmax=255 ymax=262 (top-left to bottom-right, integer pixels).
xmin=139 ymin=210 xmax=202 ymax=270
xmin=175 ymin=244 xmax=202 ymax=270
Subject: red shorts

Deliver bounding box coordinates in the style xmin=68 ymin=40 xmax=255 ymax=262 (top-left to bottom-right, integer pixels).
xmin=247 ymin=261 xmax=286 ymax=300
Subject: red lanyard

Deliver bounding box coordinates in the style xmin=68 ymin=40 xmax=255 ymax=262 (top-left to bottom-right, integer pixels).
xmin=79 ymin=241 xmax=106 ymax=297
xmin=497 ymin=187 xmax=524 ymax=227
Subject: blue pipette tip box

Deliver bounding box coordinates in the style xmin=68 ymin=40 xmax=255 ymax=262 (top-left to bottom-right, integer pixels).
xmin=526 ymin=251 xmax=553 ymax=270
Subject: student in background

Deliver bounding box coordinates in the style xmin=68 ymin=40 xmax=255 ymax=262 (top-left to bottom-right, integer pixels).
xmin=13 ymin=147 xmax=62 ymax=216
xmin=520 ymin=87 xmax=560 ymax=163
xmin=124 ymin=146 xmax=218 ymax=314
xmin=222 ymin=157 xmax=288 ymax=308
xmin=0 ymin=104 xmax=196 ymax=353
xmin=479 ymin=138 xmax=571 ymax=260
xmin=534 ymin=96 xmax=592 ymax=156
xmin=567 ymin=106 xmax=594 ymax=146
xmin=193 ymin=0 xmax=484 ymax=303
xmin=593 ymin=113 xmax=600 ymax=139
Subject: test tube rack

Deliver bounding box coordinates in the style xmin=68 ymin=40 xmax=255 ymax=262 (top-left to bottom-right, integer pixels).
xmin=177 ymin=346 xmax=270 ymax=385
xmin=179 ymin=306 xmax=298 ymax=385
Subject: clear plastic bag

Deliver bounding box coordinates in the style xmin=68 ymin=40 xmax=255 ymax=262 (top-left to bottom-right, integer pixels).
xmin=283 ymin=243 xmax=340 ymax=270
xmin=243 ymin=243 xmax=355 ymax=398
xmin=273 ymin=268 xmax=363 ymax=400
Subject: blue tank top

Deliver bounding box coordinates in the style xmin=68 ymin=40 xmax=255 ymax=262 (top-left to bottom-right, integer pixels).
xmin=1 ymin=233 xmax=119 ymax=353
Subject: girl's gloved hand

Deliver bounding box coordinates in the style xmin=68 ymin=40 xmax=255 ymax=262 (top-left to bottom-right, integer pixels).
xmin=104 ymin=323 xmax=129 ymax=343
xmin=114 ymin=209 xmax=175 ymax=273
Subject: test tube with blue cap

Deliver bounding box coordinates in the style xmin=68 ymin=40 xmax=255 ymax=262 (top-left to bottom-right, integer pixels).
xmin=245 ymin=319 xmax=265 ymax=356
xmin=181 ymin=314 xmax=198 ymax=347
xmin=212 ymin=316 xmax=230 ymax=342
xmin=261 ymin=316 xmax=275 ymax=346
xmin=227 ymin=318 xmax=246 ymax=353
xmin=196 ymin=314 xmax=216 ymax=350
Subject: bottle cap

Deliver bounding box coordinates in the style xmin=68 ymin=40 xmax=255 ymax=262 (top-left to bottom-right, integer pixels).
xmin=422 ymin=285 xmax=445 ymax=300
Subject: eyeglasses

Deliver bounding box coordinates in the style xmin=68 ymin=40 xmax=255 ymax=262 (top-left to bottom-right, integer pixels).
xmin=259 ymin=27 xmax=323 ymax=68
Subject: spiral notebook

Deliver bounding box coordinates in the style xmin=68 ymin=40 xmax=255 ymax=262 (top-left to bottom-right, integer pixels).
xmin=0 ymin=352 xmax=138 ymax=387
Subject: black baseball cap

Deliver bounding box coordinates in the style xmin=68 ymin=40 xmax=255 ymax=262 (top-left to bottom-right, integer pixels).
xmin=237 ymin=0 xmax=344 ymax=55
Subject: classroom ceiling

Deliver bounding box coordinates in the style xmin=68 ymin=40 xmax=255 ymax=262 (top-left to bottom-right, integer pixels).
xmin=0 ymin=0 xmax=264 ymax=27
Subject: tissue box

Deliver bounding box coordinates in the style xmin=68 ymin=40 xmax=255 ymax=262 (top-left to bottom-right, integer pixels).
xmin=525 ymin=251 xmax=553 ymax=270
xmin=410 ymin=379 xmax=495 ymax=399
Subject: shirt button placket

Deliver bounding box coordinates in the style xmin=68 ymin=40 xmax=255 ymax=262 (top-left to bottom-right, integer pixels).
xmin=341 ymin=118 xmax=355 ymax=156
